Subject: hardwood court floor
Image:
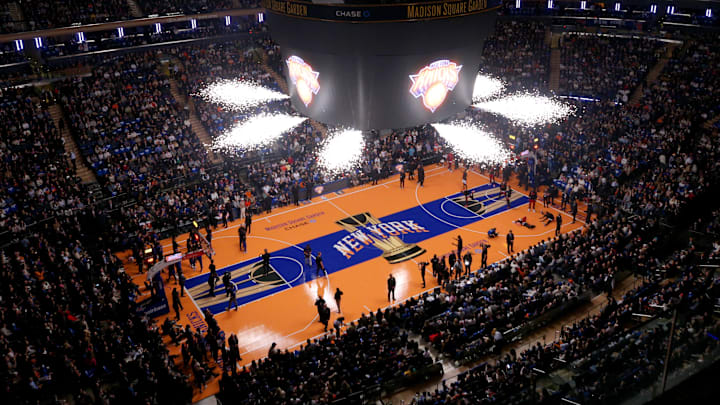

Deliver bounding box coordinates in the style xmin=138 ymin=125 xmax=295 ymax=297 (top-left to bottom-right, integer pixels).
xmin=120 ymin=165 xmax=585 ymax=401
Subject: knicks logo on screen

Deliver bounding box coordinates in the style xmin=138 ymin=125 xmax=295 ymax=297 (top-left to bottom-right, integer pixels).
xmin=409 ymin=60 xmax=462 ymax=112
xmin=286 ymin=55 xmax=320 ymax=107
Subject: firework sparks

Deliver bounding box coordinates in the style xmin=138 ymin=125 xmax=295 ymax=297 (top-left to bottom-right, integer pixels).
xmin=317 ymin=129 xmax=364 ymax=175
xmin=432 ymin=122 xmax=513 ymax=165
xmin=473 ymin=93 xmax=574 ymax=127
xmin=472 ymin=73 xmax=506 ymax=102
xmin=196 ymin=79 xmax=289 ymax=110
xmin=211 ymin=113 xmax=307 ymax=152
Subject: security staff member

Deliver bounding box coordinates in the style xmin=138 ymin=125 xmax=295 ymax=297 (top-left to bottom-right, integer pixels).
xmin=261 ymin=249 xmax=270 ymax=276
xmin=387 ymin=274 xmax=397 ymax=302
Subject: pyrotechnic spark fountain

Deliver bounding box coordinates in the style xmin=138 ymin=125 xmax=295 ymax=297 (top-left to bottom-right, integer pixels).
xmin=473 ymin=93 xmax=574 ymax=127
xmin=472 ymin=73 xmax=506 ymax=102
xmin=317 ymin=129 xmax=364 ymax=175
xmin=432 ymin=122 xmax=512 ymax=165
xmin=197 ymin=70 xmax=581 ymax=167
xmin=211 ymin=113 xmax=307 ymax=152
xmin=196 ymin=79 xmax=289 ymax=110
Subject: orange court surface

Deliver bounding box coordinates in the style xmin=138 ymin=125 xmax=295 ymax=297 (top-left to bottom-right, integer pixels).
xmin=120 ymin=165 xmax=585 ymax=401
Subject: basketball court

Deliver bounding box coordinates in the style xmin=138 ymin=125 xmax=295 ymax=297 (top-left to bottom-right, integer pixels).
xmin=120 ymin=166 xmax=584 ymax=401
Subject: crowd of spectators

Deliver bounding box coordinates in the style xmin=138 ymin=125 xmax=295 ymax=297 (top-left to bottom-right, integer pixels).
xmin=220 ymin=311 xmax=434 ymax=403
xmin=1 ymin=0 xmax=715 ymax=35
xmin=500 ymin=1 xmax=718 ymax=28
xmin=480 ymin=20 xmax=550 ymax=91
xmin=559 ymin=34 xmax=664 ymax=101
xmin=18 ymin=0 xmax=131 ymax=31
xmin=59 ymin=52 xmax=210 ymax=197
xmin=136 ymin=0 xmax=257 ymax=16
xmin=401 ymin=30 xmax=720 ymax=404
xmin=38 ymin=17 xmax=264 ymax=59
xmin=0 ymin=227 xmax=193 ymax=403
xmin=0 ymin=44 xmax=28 ymax=66
xmin=413 ymin=245 xmax=720 ymax=404
xmin=555 ymin=35 xmax=720 ymax=221
xmin=692 ymin=208 xmax=720 ymax=238
xmin=2 ymin=13 xmax=720 ymax=405
xmin=0 ymin=88 xmax=85 ymax=240
xmin=172 ymin=40 xmax=282 ymax=143
xmin=402 ymin=212 xmax=650 ymax=363
xmin=0 ymin=3 xmax=16 ymax=34
xmin=2 ymin=0 xmax=259 ymax=33
xmin=170 ymin=39 xmax=446 ymax=220
xmin=0 ymin=88 xmax=194 ymax=403
xmin=48 ymin=39 xmax=448 ymax=250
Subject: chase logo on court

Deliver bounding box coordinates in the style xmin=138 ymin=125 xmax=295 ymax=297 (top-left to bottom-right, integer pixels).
xmin=334 ymin=212 xmax=427 ymax=263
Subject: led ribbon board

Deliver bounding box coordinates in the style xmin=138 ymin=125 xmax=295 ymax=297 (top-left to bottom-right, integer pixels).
xmin=261 ymin=0 xmax=496 ymax=23
xmin=267 ymin=3 xmax=498 ymax=129
xmin=409 ymin=60 xmax=463 ymax=112
xmin=286 ymin=55 xmax=320 ymax=107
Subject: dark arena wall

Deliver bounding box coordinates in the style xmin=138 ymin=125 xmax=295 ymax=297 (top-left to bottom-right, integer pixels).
xmin=264 ymin=0 xmax=500 ymax=130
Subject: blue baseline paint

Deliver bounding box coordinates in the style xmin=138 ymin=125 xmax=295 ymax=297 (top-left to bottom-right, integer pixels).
xmin=186 ymin=184 xmax=527 ymax=314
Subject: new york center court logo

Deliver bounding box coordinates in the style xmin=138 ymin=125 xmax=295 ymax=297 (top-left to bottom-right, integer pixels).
xmin=286 ymin=55 xmax=320 ymax=107
xmin=409 ymin=59 xmax=463 ymax=112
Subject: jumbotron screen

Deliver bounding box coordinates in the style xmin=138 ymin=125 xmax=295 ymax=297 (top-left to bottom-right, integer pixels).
xmin=266 ymin=1 xmax=499 ymax=130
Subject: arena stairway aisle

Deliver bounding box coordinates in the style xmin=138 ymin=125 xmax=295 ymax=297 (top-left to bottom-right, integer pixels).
xmin=7 ymin=2 xmax=28 ymax=32
xmin=307 ymin=118 xmax=329 ymax=139
xmin=259 ymin=50 xmax=288 ymax=94
xmin=384 ymin=274 xmax=641 ymax=404
xmin=126 ymin=0 xmax=144 ymax=18
xmin=703 ymin=114 xmax=720 ymax=130
xmin=48 ymin=104 xmax=97 ymax=184
xmin=629 ymin=43 xmax=678 ymax=105
xmin=544 ymin=26 xmax=552 ymax=47
xmin=167 ymin=76 xmax=224 ymax=164
xmin=549 ymin=33 xmax=561 ymax=92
